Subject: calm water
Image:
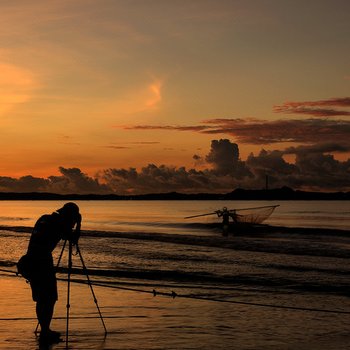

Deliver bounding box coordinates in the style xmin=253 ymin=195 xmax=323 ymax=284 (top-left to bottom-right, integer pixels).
xmin=0 ymin=200 xmax=349 ymax=349
xmin=0 ymin=200 xmax=349 ymax=233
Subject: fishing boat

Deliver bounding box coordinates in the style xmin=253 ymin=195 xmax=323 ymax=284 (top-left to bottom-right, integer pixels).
xmin=185 ymin=205 xmax=279 ymax=225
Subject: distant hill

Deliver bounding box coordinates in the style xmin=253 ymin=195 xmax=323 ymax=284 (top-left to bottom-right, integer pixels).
xmin=0 ymin=187 xmax=349 ymax=200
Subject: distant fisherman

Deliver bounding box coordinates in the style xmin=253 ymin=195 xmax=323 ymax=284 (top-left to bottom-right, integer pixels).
xmin=216 ymin=207 xmax=230 ymax=236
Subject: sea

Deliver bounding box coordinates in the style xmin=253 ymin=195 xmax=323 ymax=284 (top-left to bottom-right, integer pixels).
xmin=0 ymin=200 xmax=349 ymax=350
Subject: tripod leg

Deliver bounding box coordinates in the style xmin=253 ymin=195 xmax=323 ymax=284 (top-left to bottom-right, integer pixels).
xmin=66 ymin=240 xmax=73 ymax=347
xmin=76 ymin=244 xmax=108 ymax=335
xmin=57 ymin=239 xmax=67 ymax=268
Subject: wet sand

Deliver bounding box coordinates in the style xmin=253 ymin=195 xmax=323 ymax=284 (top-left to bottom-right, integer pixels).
xmin=0 ymin=272 xmax=349 ymax=350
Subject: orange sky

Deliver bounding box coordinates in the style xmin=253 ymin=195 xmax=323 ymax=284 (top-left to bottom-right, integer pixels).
xmin=1 ymin=1 xmax=350 ymax=192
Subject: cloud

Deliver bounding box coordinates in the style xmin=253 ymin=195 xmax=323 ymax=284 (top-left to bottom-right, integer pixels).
xmin=0 ymin=167 xmax=110 ymax=194
xmin=276 ymin=97 xmax=350 ymax=108
xmin=273 ymin=106 xmax=350 ymax=117
xmin=246 ymin=149 xmax=298 ymax=186
xmin=50 ymin=167 xmax=111 ymax=194
xmin=130 ymin=141 xmax=161 ymax=145
xmin=99 ymin=138 xmax=350 ymax=193
xmin=103 ymin=165 xmax=195 ymax=194
xmin=104 ymin=141 xmax=161 ymax=150
xmin=193 ymin=154 xmax=205 ymax=167
xmin=245 ymin=147 xmax=350 ymax=191
xmin=284 ymin=142 xmax=350 ymax=155
xmin=291 ymin=152 xmax=350 ymax=191
xmin=274 ymin=97 xmax=350 ymax=117
xmin=122 ymin=124 xmax=211 ymax=132
xmin=101 ymin=164 xmax=243 ymax=194
xmin=0 ymin=175 xmax=49 ymax=192
xmin=104 ymin=146 xmax=131 ymax=149
xmin=205 ymin=139 xmax=239 ymax=175
xmin=1 ymin=141 xmax=349 ymax=194
xmin=122 ymin=118 xmax=350 ymax=145
xmin=202 ymin=118 xmax=350 ymax=144
xmin=119 ymin=96 xmax=350 ymax=145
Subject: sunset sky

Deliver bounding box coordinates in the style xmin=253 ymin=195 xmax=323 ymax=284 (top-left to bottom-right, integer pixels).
xmin=1 ymin=0 xmax=349 ymax=194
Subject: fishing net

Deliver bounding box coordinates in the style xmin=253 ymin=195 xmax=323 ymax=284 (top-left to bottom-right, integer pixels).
xmin=233 ymin=205 xmax=278 ymax=224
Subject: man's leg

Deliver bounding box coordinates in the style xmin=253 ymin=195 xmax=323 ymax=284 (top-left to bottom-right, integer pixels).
xmin=36 ymin=300 xmax=55 ymax=334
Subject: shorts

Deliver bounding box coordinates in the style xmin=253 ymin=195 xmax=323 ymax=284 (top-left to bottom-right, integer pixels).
xmin=29 ymin=256 xmax=58 ymax=302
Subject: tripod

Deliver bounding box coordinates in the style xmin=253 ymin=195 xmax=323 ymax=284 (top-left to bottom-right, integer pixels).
xmin=35 ymin=239 xmax=107 ymax=347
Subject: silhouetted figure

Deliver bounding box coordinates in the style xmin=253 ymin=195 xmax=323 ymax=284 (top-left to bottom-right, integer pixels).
xmin=21 ymin=203 xmax=81 ymax=344
xmin=216 ymin=207 xmax=239 ymax=236
xmin=216 ymin=207 xmax=230 ymax=236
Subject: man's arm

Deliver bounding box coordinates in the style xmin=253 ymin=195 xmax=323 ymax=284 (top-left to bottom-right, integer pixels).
xmin=70 ymin=213 xmax=82 ymax=245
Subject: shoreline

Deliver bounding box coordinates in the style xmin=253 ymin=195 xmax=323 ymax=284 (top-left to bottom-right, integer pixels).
xmin=1 ymin=224 xmax=350 ymax=263
xmin=2 ymin=223 xmax=350 ymax=236
xmin=0 ymin=187 xmax=350 ymax=201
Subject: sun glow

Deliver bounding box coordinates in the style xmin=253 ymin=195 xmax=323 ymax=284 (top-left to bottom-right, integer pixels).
xmin=146 ymin=79 xmax=162 ymax=108
xmin=0 ymin=62 xmax=38 ymax=115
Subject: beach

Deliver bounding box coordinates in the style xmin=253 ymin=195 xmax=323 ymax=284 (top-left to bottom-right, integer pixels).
xmin=0 ymin=200 xmax=349 ymax=349
xmin=1 ymin=269 xmax=349 ymax=350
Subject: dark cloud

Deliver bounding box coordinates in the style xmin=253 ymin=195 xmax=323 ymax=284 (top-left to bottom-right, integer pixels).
xmin=276 ymin=97 xmax=350 ymax=107
xmin=105 ymin=141 xmax=161 ymax=149
xmin=88 ymin=138 xmax=350 ymax=192
xmin=204 ymin=139 xmax=252 ymax=179
xmin=246 ymin=149 xmax=296 ymax=175
xmin=121 ymin=118 xmax=350 ymax=145
xmin=0 ymin=175 xmax=49 ymax=192
xmin=202 ymin=118 xmax=350 ymax=144
xmin=122 ymin=125 xmax=211 ymax=132
xmin=101 ymin=164 xmax=235 ymax=194
xmin=245 ymin=148 xmax=350 ymax=191
xmin=290 ymin=153 xmax=350 ymax=191
xmin=105 ymin=146 xmax=131 ymax=149
xmin=1 ymin=141 xmax=349 ymax=194
xmin=100 ymin=140 xmax=350 ymax=194
xmin=52 ymin=167 xmax=111 ymax=194
xmin=192 ymin=154 xmax=205 ymax=167
xmin=120 ymin=97 xmax=350 ymax=146
xmin=205 ymin=139 xmax=239 ymax=175
xmin=284 ymin=142 xmax=350 ymax=155
xmin=274 ymin=97 xmax=350 ymax=117
xmin=246 ymin=150 xmax=299 ymax=189
xmin=132 ymin=142 xmax=160 ymax=144
xmin=0 ymin=167 xmax=110 ymax=194
xmin=273 ymin=106 xmax=350 ymax=117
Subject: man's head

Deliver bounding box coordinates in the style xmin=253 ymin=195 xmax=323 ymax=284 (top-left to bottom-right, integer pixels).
xmin=57 ymin=202 xmax=80 ymax=225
